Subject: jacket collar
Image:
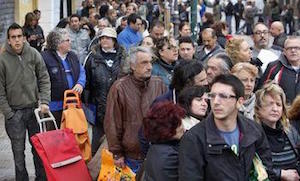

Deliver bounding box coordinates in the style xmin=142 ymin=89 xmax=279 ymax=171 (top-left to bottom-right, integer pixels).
xmin=130 ymin=74 xmax=151 ymax=89
xmin=5 ymin=41 xmax=30 ymax=56
xmin=279 ymin=54 xmax=300 ymax=71
xmin=157 ymin=59 xmax=177 ymax=72
xmin=205 ymin=113 xmax=259 ymax=149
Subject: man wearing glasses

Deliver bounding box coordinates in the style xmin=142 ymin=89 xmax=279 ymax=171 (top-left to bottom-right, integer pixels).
xmin=251 ymin=23 xmax=282 ymax=61
xmin=261 ymin=37 xmax=300 ymax=104
xmin=179 ymin=74 xmax=275 ymax=180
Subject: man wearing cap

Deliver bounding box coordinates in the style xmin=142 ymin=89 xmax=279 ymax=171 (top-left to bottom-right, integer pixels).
xmin=84 ymin=27 xmax=126 ymax=155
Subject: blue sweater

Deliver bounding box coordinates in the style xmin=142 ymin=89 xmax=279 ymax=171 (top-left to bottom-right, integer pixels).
xmin=117 ymin=26 xmax=142 ymax=50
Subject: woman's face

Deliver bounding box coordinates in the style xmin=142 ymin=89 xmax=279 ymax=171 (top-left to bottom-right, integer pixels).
xmin=141 ymin=37 xmax=154 ymax=48
xmin=100 ymin=36 xmax=115 ymax=50
xmin=235 ymin=70 xmax=255 ymax=99
xmin=159 ymin=39 xmax=178 ymax=63
xmin=190 ymin=94 xmax=209 ymax=117
xmin=238 ymin=41 xmax=252 ymax=62
xmin=258 ymin=94 xmax=283 ymax=128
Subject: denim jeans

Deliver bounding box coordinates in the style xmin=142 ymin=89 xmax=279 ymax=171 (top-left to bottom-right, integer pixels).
xmin=226 ymin=15 xmax=232 ymax=34
xmin=5 ymin=108 xmax=46 ymax=181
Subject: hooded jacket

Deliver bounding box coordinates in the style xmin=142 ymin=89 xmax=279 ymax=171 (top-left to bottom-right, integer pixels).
xmin=0 ymin=41 xmax=50 ymax=119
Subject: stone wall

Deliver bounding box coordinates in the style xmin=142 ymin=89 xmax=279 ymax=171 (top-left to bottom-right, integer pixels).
xmin=0 ymin=0 xmax=14 ymax=46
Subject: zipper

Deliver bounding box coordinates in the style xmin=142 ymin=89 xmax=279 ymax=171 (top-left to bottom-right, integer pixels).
xmin=296 ymin=73 xmax=299 ymax=84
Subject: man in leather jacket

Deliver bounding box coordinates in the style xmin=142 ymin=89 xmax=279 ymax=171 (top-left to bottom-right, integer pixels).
xmin=104 ymin=46 xmax=167 ymax=173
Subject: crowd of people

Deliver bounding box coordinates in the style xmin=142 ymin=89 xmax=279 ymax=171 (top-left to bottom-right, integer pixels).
xmin=1 ymin=0 xmax=300 ymax=180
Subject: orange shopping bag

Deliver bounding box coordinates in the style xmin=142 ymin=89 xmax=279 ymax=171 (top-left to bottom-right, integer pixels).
xmin=98 ymin=149 xmax=135 ymax=181
xmin=61 ymin=90 xmax=92 ymax=162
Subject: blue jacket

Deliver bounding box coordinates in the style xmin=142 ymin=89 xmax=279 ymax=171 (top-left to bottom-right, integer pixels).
xmin=117 ymin=26 xmax=142 ymax=50
xmin=152 ymin=59 xmax=177 ymax=87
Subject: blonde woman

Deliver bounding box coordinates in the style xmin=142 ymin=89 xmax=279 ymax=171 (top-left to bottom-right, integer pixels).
xmin=225 ymin=38 xmax=252 ymax=65
xmin=255 ymin=83 xmax=300 ymax=181
xmin=231 ymin=62 xmax=258 ymax=120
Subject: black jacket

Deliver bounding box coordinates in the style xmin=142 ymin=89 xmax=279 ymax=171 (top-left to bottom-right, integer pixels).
xmin=225 ymin=2 xmax=234 ymax=16
xmin=262 ymin=122 xmax=300 ymax=180
xmin=144 ymin=140 xmax=180 ymax=181
xmin=234 ymin=2 xmax=244 ymax=18
xmin=84 ymin=46 xmax=125 ymax=125
xmin=23 ymin=25 xmax=45 ymax=52
xmin=179 ymin=113 xmax=275 ymax=181
xmin=42 ymin=50 xmax=80 ymax=101
xmin=260 ymin=54 xmax=300 ymax=104
xmin=273 ymin=33 xmax=287 ymax=49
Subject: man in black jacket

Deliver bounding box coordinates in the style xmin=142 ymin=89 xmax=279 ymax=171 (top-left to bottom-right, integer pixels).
xmin=260 ymin=36 xmax=300 ymax=104
xmin=179 ymin=74 xmax=275 ymax=180
xmin=234 ymin=0 xmax=244 ymax=32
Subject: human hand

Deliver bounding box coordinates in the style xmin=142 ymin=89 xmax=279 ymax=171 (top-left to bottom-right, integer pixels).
xmin=40 ymin=104 xmax=49 ymax=114
xmin=114 ymin=156 xmax=126 ymax=168
xmin=281 ymin=169 xmax=300 ymax=181
xmin=72 ymin=84 xmax=83 ymax=94
xmin=30 ymin=35 xmax=37 ymax=41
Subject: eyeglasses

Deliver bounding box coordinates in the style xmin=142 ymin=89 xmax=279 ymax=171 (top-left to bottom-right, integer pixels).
xmin=62 ymin=39 xmax=70 ymax=42
xmin=207 ymin=92 xmax=236 ymax=100
xmin=254 ymin=31 xmax=269 ymax=36
xmin=163 ymin=45 xmax=178 ymax=51
xmin=285 ymin=46 xmax=300 ymax=51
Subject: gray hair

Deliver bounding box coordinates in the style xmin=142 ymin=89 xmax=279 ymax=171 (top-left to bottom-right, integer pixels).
xmin=46 ymin=28 xmax=69 ymax=50
xmin=207 ymin=53 xmax=233 ymax=73
xmin=121 ymin=46 xmax=153 ymax=75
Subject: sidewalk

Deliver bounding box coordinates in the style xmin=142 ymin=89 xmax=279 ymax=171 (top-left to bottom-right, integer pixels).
xmin=0 ymin=113 xmax=35 ymax=181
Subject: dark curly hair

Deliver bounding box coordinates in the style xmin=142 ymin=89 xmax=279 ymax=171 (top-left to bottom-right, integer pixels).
xmin=143 ymin=101 xmax=185 ymax=142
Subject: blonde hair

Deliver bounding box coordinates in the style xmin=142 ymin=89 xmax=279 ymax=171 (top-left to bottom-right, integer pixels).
xmin=231 ymin=62 xmax=258 ymax=78
xmin=254 ymin=82 xmax=290 ymax=132
xmin=225 ymin=38 xmax=245 ymax=65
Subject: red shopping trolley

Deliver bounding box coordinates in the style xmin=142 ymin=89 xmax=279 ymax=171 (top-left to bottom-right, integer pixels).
xmin=31 ymin=108 xmax=91 ymax=181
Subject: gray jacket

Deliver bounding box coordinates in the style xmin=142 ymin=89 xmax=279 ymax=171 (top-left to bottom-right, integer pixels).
xmin=0 ymin=41 xmax=50 ymax=119
xmin=67 ymin=27 xmax=90 ymax=64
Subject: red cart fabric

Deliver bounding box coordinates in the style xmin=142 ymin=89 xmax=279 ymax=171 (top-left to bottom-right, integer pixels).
xmin=31 ymin=128 xmax=92 ymax=181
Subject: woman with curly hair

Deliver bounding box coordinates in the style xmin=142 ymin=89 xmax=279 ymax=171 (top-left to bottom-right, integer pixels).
xmin=152 ymin=36 xmax=178 ymax=86
xmin=231 ymin=62 xmax=258 ymax=120
xmin=255 ymin=83 xmax=300 ymax=181
xmin=143 ymin=101 xmax=185 ymax=181
xmin=225 ymin=37 xmax=252 ymax=65
xmin=41 ymin=28 xmax=86 ymax=128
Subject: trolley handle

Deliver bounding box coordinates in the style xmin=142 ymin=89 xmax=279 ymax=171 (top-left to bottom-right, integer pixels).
xmin=34 ymin=108 xmax=57 ymax=132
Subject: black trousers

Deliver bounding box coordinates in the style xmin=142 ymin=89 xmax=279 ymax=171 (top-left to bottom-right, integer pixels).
xmin=5 ymin=108 xmax=47 ymax=181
